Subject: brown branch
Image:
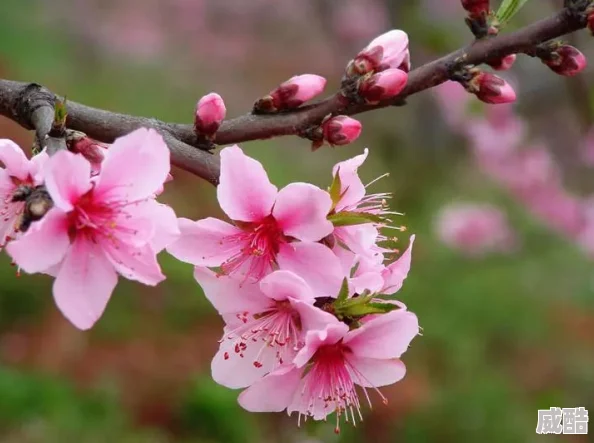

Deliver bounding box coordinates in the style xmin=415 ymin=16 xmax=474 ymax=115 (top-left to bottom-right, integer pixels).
xmin=0 ymin=7 xmax=589 ymax=186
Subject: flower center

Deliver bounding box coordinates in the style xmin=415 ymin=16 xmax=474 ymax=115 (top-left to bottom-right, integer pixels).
xmin=221 ymin=215 xmax=285 ymax=280
xmin=222 ymin=300 xmax=302 ymax=369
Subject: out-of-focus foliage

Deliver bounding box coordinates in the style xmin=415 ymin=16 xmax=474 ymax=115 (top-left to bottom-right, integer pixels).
xmin=0 ymin=0 xmax=593 ymax=442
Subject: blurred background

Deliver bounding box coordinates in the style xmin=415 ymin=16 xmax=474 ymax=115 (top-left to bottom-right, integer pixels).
xmin=0 ymin=0 xmax=593 ymax=442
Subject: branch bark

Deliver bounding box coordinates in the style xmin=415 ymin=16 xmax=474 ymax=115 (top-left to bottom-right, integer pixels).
xmin=0 ymin=7 xmax=588 ymax=186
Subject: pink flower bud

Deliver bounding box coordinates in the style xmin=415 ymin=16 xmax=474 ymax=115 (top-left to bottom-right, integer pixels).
xmin=542 ymin=45 xmax=587 ymax=77
xmin=351 ymin=30 xmax=410 ymax=76
xmin=270 ymin=74 xmax=327 ymax=110
xmin=322 ymin=116 xmax=362 ymax=146
xmin=461 ymin=0 xmax=490 ymax=16
xmin=471 ymin=73 xmax=516 ymax=104
xmin=69 ymin=136 xmax=106 ymax=165
xmin=588 ymin=13 xmax=594 ymax=35
xmin=358 ymin=68 xmax=408 ymax=104
xmin=486 ymin=54 xmax=516 ymax=71
xmin=194 ymin=92 xmax=226 ymax=137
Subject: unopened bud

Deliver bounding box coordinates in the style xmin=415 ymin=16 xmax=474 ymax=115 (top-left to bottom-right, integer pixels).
xmin=486 ymin=54 xmax=516 ymax=71
xmin=542 ymin=45 xmax=587 ymax=77
xmin=461 ymin=0 xmax=490 ymax=16
xmin=254 ymin=74 xmax=326 ymax=113
xmin=68 ymin=136 xmax=106 ymax=165
xmin=348 ymin=30 xmax=410 ymax=77
xmin=322 ymin=116 xmax=362 ymax=146
xmin=358 ymin=68 xmax=408 ymax=104
xmin=468 ymin=72 xmax=516 ymax=104
xmin=194 ymin=93 xmax=226 ymax=138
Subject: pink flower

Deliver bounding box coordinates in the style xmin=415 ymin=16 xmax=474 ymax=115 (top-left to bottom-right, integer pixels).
xmin=194 ymin=92 xmax=226 ymax=137
xmin=195 ymin=267 xmax=337 ymax=388
xmin=486 ymin=54 xmax=517 ymax=71
xmin=471 ymin=73 xmax=516 ymax=104
xmin=6 ymin=128 xmax=179 ymax=330
xmin=542 ymin=45 xmax=587 ymax=77
xmin=0 ymin=140 xmax=48 ymax=247
xmin=268 ymin=74 xmax=327 ymax=111
xmin=435 ymin=203 xmax=517 ymax=256
xmin=238 ymin=309 xmax=419 ymax=431
xmin=350 ymin=30 xmax=410 ymax=76
xmin=358 ymin=68 xmax=408 ymax=104
xmin=167 ymin=146 xmax=343 ymax=295
xmin=322 ymin=116 xmax=362 ymax=146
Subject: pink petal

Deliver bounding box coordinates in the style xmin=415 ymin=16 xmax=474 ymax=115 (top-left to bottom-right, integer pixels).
xmin=332 ymin=149 xmax=369 ymax=211
xmin=344 ymin=309 xmax=419 ymax=359
xmin=293 ymin=322 xmax=349 ymax=367
xmin=6 ymin=209 xmax=70 ymax=273
xmin=53 ymin=237 xmax=118 ymax=330
xmin=381 ymin=234 xmax=414 ymax=294
xmin=238 ymin=365 xmax=302 ymax=412
xmin=127 ymin=200 xmax=180 ymax=252
xmin=290 ymin=299 xmax=342 ymax=334
xmin=166 ymin=217 xmax=243 ymax=266
xmin=29 ymin=151 xmax=49 ymax=185
xmin=336 ymin=224 xmax=380 ymax=256
xmin=348 ymin=356 xmax=406 ymax=387
xmin=102 ymin=241 xmax=165 ymax=286
xmin=259 ymin=270 xmax=315 ymax=302
xmin=217 ymin=146 xmax=277 ymax=222
xmin=94 ymin=128 xmax=170 ymax=201
xmin=277 ymin=242 xmax=344 ymax=297
xmin=272 ymin=183 xmax=333 ymax=241
xmin=0 ymin=139 xmax=31 ymax=181
xmin=44 ymin=151 xmax=92 ymax=212
xmin=193 ymin=267 xmax=270 ymax=316
xmin=212 ymin=336 xmax=279 ymax=389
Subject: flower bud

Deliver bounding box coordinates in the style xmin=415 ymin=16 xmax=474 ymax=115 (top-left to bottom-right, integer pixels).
xmin=486 ymin=54 xmax=516 ymax=71
xmin=588 ymin=12 xmax=594 ymax=36
xmin=322 ymin=116 xmax=362 ymax=146
xmin=461 ymin=0 xmax=490 ymax=16
xmin=194 ymin=93 xmax=226 ymax=138
xmin=254 ymin=74 xmax=326 ymax=113
xmin=348 ymin=30 xmax=410 ymax=76
xmin=469 ymin=73 xmax=516 ymax=104
xmin=358 ymin=68 xmax=408 ymax=104
xmin=542 ymin=45 xmax=586 ymax=77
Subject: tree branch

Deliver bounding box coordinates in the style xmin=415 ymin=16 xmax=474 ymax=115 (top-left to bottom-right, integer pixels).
xmin=0 ymin=8 xmax=588 ymax=186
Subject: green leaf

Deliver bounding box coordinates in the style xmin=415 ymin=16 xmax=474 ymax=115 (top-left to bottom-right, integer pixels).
xmin=335 ymin=278 xmax=350 ymax=305
xmin=328 ymin=211 xmax=384 ymax=227
xmin=342 ymin=302 xmax=400 ymax=317
xmin=53 ymin=97 xmax=68 ymax=126
xmin=496 ymin=0 xmax=530 ymax=26
xmin=328 ymin=169 xmax=343 ymax=210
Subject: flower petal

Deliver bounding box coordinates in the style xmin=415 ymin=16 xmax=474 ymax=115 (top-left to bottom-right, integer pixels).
xmin=44 ymin=150 xmax=92 ymax=212
xmin=332 ymin=148 xmax=369 ymax=211
xmin=126 ymin=200 xmax=180 ymax=252
xmin=103 ymin=241 xmax=165 ymax=286
xmin=0 ymin=139 xmax=31 ymax=181
xmin=238 ymin=365 xmax=302 ymax=412
xmin=53 ymin=237 xmax=118 ymax=330
xmin=193 ymin=267 xmax=269 ymax=316
xmin=381 ymin=234 xmax=414 ymax=294
xmin=272 ymin=183 xmax=333 ymax=241
xmin=6 ymin=209 xmax=70 ymax=273
xmin=290 ymin=299 xmax=341 ymax=334
xmin=293 ymin=322 xmax=349 ymax=367
xmin=217 ymin=146 xmax=277 ymax=222
xmin=348 ymin=356 xmax=406 ymax=387
xmin=277 ymin=242 xmax=344 ymax=297
xmin=29 ymin=151 xmax=49 ymax=185
xmin=344 ymin=309 xmax=419 ymax=359
xmin=259 ymin=270 xmax=315 ymax=302
xmin=94 ymin=128 xmax=170 ymax=202
xmin=166 ymin=217 xmax=243 ymax=266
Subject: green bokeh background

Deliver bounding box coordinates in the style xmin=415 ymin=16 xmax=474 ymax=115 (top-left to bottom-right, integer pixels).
xmin=0 ymin=1 xmax=592 ymax=442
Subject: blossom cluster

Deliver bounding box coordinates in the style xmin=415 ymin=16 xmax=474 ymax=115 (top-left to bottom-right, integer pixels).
xmin=166 ymin=146 xmax=419 ymax=431
xmin=0 ymin=130 xmax=418 ymax=430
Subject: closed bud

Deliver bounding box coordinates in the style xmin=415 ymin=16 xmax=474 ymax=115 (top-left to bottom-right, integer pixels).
xmin=461 ymin=0 xmax=490 ymax=16
xmin=254 ymin=74 xmax=326 ymax=113
xmin=486 ymin=54 xmax=516 ymax=71
xmin=469 ymin=72 xmax=516 ymax=104
xmin=542 ymin=45 xmax=587 ymax=77
xmin=194 ymin=93 xmax=226 ymax=137
xmin=66 ymin=131 xmax=106 ymax=169
xmin=322 ymin=116 xmax=362 ymax=146
xmin=358 ymin=68 xmax=408 ymax=104
xmin=349 ymin=30 xmax=410 ymax=77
